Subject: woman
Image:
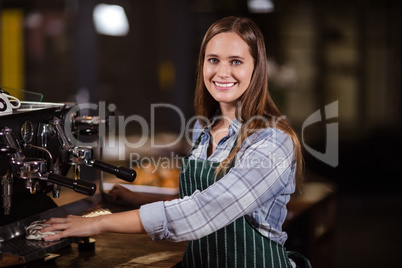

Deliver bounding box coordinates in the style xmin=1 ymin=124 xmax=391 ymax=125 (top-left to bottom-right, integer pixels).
xmin=43 ymin=16 xmax=308 ymax=267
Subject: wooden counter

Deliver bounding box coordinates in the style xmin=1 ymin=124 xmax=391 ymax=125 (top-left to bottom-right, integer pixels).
xmin=37 ymin=233 xmax=187 ymax=268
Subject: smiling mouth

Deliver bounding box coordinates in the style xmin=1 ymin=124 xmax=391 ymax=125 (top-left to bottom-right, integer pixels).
xmin=213 ymin=81 xmax=236 ymax=88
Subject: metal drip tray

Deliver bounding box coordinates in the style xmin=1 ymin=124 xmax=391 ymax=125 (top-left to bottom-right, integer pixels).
xmin=1 ymin=235 xmax=79 ymax=264
xmin=0 ymin=193 xmax=133 ymax=266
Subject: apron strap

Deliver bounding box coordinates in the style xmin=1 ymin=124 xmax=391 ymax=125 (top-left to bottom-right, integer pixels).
xmin=185 ymin=132 xmax=204 ymax=158
xmin=186 ymin=127 xmax=240 ymax=159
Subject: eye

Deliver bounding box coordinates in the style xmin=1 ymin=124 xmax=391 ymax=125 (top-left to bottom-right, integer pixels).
xmin=231 ymin=60 xmax=242 ymax=65
xmin=207 ymin=58 xmax=218 ymax=64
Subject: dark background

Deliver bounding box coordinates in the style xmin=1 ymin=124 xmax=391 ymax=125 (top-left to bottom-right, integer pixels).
xmin=1 ymin=0 xmax=401 ymax=267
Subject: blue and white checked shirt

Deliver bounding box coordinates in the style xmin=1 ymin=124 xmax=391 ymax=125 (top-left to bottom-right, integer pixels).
xmin=140 ymin=118 xmax=296 ymax=245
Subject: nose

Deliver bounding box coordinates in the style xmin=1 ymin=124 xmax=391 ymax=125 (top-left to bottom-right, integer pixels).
xmin=217 ymin=62 xmax=230 ymax=78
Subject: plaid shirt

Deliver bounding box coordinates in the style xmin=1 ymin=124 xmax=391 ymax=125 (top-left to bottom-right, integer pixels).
xmin=140 ymin=118 xmax=296 ymax=245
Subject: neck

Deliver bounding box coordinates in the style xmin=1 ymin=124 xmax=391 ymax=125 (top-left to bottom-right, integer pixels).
xmin=219 ymin=102 xmax=237 ymax=122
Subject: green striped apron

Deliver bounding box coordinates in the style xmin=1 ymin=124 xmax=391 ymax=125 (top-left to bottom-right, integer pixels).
xmin=178 ymin=135 xmax=298 ymax=268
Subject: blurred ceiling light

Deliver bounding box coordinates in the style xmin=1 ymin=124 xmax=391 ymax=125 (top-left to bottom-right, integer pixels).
xmin=93 ymin=4 xmax=129 ymax=36
xmin=247 ymin=0 xmax=275 ymax=13
xmin=26 ymin=11 xmax=43 ymax=29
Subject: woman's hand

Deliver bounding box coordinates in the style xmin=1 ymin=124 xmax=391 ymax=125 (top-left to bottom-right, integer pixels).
xmin=42 ymin=215 xmax=103 ymax=241
xmin=109 ymin=184 xmax=171 ymax=205
xmin=41 ymin=210 xmax=146 ymax=241
xmin=109 ymin=184 xmax=138 ymax=204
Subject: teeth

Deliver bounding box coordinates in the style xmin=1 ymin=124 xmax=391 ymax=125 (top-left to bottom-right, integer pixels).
xmin=215 ymin=82 xmax=235 ymax=88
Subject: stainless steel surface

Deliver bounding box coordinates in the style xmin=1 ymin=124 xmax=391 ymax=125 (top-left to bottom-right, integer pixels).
xmin=13 ymin=158 xmax=47 ymax=179
xmin=1 ymin=127 xmax=24 ymax=161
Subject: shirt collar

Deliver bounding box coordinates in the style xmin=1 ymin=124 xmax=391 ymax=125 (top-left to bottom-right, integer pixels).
xmin=203 ymin=114 xmax=242 ymax=136
xmin=229 ymin=118 xmax=241 ymax=134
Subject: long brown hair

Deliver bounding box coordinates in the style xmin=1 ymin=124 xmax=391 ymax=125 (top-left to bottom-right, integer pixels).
xmin=194 ymin=16 xmax=303 ymax=182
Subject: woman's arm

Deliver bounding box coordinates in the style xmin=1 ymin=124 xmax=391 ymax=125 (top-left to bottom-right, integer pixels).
xmin=109 ymin=184 xmax=173 ymax=206
xmin=140 ymin=128 xmax=296 ymax=242
xmin=42 ymin=209 xmax=146 ymax=241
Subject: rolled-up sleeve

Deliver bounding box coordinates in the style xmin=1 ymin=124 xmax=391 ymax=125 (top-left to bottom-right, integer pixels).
xmin=139 ymin=201 xmax=168 ymax=240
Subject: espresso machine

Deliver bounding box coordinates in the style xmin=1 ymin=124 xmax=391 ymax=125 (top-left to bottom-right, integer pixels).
xmin=0 ymin=91 xmax=136 ymax=266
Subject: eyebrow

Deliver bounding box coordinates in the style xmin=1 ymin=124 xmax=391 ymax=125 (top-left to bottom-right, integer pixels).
xmin=205 ymin=54 xmax=245 ymax=60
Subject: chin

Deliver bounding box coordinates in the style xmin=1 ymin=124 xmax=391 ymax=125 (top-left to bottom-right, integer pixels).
xmin=213 ymin=96 xmax=234 ymax=104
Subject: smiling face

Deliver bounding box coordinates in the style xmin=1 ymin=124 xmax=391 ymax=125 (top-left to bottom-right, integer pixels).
xmin=203 ymin=32 xmax=255 ymax=112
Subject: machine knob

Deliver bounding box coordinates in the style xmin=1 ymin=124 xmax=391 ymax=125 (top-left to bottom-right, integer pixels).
xmin=91 ymin=160 xmax=136 ymax=182
xmin=47 ymin=173 xmax=96 ymax=196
